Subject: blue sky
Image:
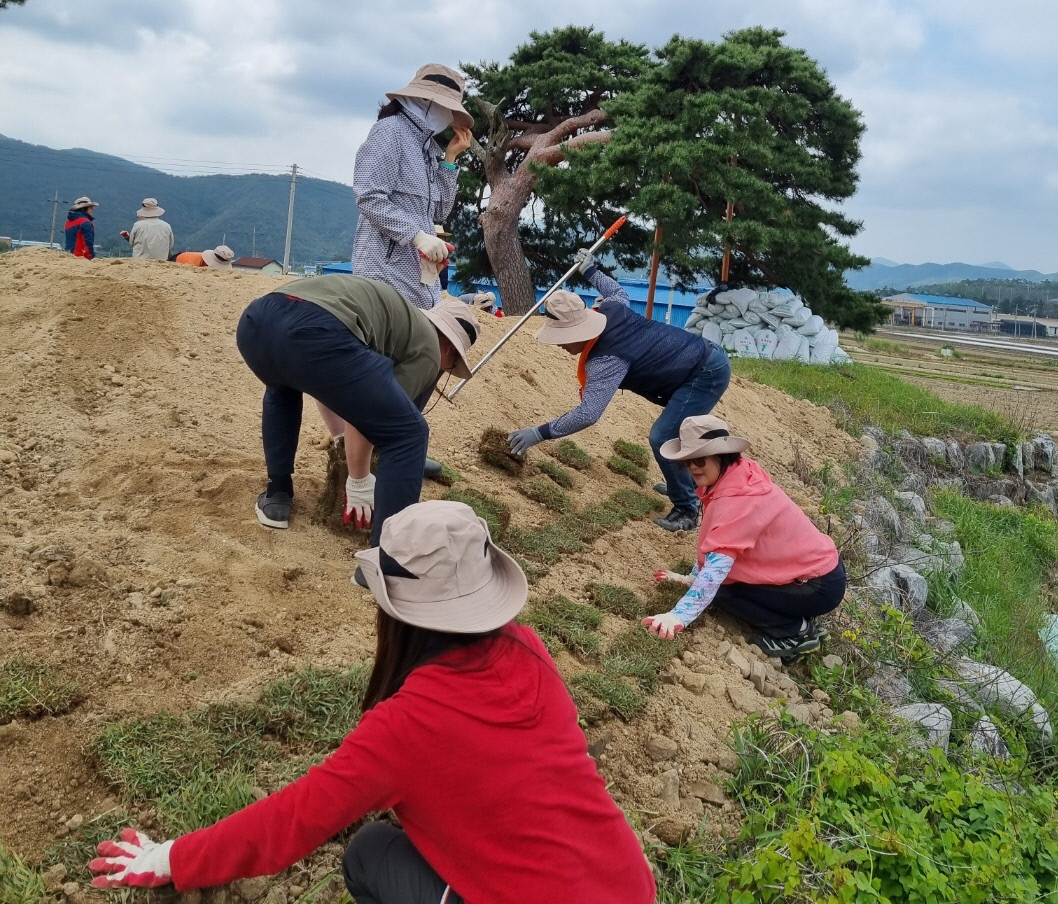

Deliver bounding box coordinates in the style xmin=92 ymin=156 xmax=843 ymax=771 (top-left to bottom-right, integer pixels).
xmin=2 ymin=0 xmax=1056 ymax=272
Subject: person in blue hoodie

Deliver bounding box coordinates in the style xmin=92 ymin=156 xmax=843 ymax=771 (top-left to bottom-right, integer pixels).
xmin=508 ymin=251 xmax=731 ymax=532
xmin=65 ymin=197 xmax=98 ymax=259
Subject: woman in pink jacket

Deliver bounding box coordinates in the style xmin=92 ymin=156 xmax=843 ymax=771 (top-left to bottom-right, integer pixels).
xmin=643 ymin=415 xmax=845 ymax=663
xmin=89 ymin=500 xmax=656 ymax=904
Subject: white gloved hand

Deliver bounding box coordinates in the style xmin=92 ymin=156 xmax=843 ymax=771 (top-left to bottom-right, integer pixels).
xmin=411 ymin=230 xmax=449 ymax=263
xmin=574 ymin=247 xmax=594 ymax=274
xmin=89 ymin=828 xmax=174 ymax=888
xmin=653 ymin=570 xmax=693 ymax=587
xmin=641 ymin=612 xmax=685 ymax=641
xmin=344 ymin=473 xmax=376 ymax=528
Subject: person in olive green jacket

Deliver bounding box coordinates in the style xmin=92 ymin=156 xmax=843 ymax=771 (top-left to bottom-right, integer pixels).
xmin=236 ymin=275 xmax=478 ymax=545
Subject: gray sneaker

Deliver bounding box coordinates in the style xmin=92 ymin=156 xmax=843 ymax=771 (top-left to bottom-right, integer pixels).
xmin=653 ymin=506 xmax=698 ymax=532
xmin=750 ymin=630 xmax=821 ymax=664
xmin=255 ymin=491 xmax=292 ymax=529
xmin=653 ymin=481 xmax=668 ymax=496
xmin=424 ymin=458 xmax=443 ymax=479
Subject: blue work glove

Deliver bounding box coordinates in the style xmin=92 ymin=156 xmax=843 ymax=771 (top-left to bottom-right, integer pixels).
xmin=508 ymin=427 xmax=543 ymax=456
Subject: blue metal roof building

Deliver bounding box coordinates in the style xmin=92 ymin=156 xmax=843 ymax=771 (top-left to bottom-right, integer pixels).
xmin=882 ymin=293 xmax=993 ymax=331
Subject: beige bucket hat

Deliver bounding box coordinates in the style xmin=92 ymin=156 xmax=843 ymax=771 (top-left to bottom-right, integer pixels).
xmin=387 ymin=64 xmax=474 ymax=130
xmin=660 ymin=415 xmax=751 ymax=461
xmin=355 ymin=500 xmax=528 ymax=633
xmin=72 ymin=196 xmax=98 ymax=211
xmin=137 ymin=198 xmax=165 ymax=218
xmin=534 ymin=290 xmax=607 ymax=345
xmin=423 ymin=300 xmax=479 ymax=379
xmin=471 ymin=291 xmax=496 ymax=310
xmin=202 ymin=245 xmax=235 ymax=269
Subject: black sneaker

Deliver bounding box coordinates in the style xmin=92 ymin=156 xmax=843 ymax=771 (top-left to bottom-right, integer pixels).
xmin=653 ymin=506 xmax=698 ymax=532
xmin=255 ymin=491 xmax=292 ymax=529
xmin=423 ymin=458 xmax=443 ymax=479
xmin=750 ymin=631 xmax=822 ymax=664
xmin=808 ymin=618 xmax=830 ymax=644
xmin=653 ymin=481 xmax=668 ymax=496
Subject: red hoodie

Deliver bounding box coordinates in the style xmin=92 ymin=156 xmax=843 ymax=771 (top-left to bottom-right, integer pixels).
xmin=169 ymin=625 xmax=655 ymax=904
xmin=696 ymin=457 xmax=838 ymax=586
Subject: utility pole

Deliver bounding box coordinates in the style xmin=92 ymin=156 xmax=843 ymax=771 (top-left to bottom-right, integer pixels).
xmin=282 ymin=163 xmax=298 ymax=275
xmin=252 ymin=225 xmax=258 ymax=258
xmin=47 ymin=190 xmax=66 ymax=247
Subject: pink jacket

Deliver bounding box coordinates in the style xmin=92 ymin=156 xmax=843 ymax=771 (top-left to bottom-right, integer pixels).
xmin=696 ymin=458 xmax=838 ymax=586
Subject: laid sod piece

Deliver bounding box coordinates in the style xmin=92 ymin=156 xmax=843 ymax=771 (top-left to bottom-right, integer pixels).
xmin=443 ymin=488 xmax=512 ymax=540
xmin=256 ymin=664 xmax=369 ymax=747
xmin=570 ymin=672 xmax=648 ymax=723
xmin=607 ymin=454 xmax=648 ymax=485
xmin=511 ymin=554 xmax=547 ymax=586
xmin=586 ymin=582 xmax=648 ymax=619
xmin=609 ymin=487 xmax=666 ymax=519
xmin=613 ymin=439 xmax=651 ymax=469
xmin=569 ymin=501 xmax=628 ymax=542
xmin=651 ymin=578 xmax=690 ymax=611
xmin=517 ymin=476 xmax=574 ymax=514
xmin=0 ymin=659 xmax=80 ymax=723
xmin=430 ymin=464 xmax=462 ymax=487
xmin=603 ymin=626 xmax=681 ymax=693
xmin=551 ymin=438 xmax=592 ymax=471
xmin=521 ymin=595 xmax=603 ymax=656
xmin=533 ymin=459 xmax=575 ymax=489
xmin=478 ymin=426 xmax=526 ymax=475
xmin=505 ymin=522 xmax=587 ymax=564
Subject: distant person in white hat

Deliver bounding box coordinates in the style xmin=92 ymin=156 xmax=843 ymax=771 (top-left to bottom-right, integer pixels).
xmin=235 ymin=275 xmax=480 ymax=546
xmin=88 ymin=500 xmax=656 ymax=904
xmin=64 ymin=196 xmax=99 ymax=259
xmin=508 ymin=251 xmax=731 ymax=532
xmin=174 ymin=245 xmax=234 ymax=269
xmin=119 ymin=198 xmax=174 ymax=260
xmin=643 ymin=415 xmax=845 ymax=663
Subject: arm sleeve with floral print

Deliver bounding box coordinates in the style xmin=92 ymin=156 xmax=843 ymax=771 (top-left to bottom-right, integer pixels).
xmin=670 ymin=552 xmax=734 ymax=626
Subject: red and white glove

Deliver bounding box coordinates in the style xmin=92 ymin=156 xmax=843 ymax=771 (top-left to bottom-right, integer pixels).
xmin=89 ymin=828 xmax=174 ymax=888
xmin=653 ymin=570 xmax=693 ymax=586
xmin=642 ymin=612 xmax=685 ymax=640
xmin=344 ymin=473 xmax=375 ymax=528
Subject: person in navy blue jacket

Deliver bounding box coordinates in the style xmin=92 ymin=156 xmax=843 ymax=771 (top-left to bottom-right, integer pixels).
xmin=508 ymin=251 xmax=731 ymax=532
xmin=65 ymin=197 xmax=98 ymax=259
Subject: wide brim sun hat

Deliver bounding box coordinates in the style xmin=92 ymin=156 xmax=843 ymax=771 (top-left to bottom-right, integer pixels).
xmin=386 ymin=63 xmax=474 ymax=130
xmin=355 ymin=500 xmax=528 ymax=632
xmin=423 ymin=300 xmax=479 ymax=379
xmin=659 ymin=414 xmax=751 ymax=460
xmin=72 ymin=196 xmax=98 ymax=211
xmin=202 ymin=245 xmax=235 ymax=269
xmin=137 ymin=198 xmax=164 ymax=218
xmin=534 ymin=290 xmax=606 ymax=345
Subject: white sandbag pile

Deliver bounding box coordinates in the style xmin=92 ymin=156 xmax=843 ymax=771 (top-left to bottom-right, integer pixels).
xmin=684 ymin=288 xmax=852 ymax=364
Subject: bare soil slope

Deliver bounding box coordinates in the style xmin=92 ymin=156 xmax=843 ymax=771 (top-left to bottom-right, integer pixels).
xmin=0 ymin=248 xmax=858 ymax=896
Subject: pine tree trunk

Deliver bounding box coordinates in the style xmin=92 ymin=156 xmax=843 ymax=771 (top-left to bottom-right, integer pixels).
xmin=480 ymin=204 xmax=537 ymax=316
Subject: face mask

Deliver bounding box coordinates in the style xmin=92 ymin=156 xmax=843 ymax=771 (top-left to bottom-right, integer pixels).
xmin=402 ymin=97 xmax=454 ymax=135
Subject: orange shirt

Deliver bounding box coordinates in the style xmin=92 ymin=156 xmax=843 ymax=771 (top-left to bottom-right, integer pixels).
xmin=175 ymin=252 xmax=206 ymax=267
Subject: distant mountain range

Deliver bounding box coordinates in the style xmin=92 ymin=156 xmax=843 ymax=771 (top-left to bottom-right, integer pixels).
xmin=0 ymin=135 xmax=357 ymax=265
xmin=846 ymin=259 xmax=1058 ymax=292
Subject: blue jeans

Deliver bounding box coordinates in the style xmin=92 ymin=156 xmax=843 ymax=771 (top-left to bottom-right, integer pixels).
xmin=648 ymin=343 xmax=732 ymax=511
xmin=236 ymin=293 xmax=431 ymax=546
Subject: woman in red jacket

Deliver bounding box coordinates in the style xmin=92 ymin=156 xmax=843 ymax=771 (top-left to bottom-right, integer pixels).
xmin=642 ymin=415 xmax=845 ymax=663
xmin=90 ymin=500 xmax=656 ymax=904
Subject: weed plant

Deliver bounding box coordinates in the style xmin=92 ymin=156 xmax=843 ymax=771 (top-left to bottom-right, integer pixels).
xmin=520 ymin=595 xmax=602 ymax=656
xmin=613 ymin=439 xmax=651 ymax=469
xmin=0 ymin=659 xmax=80 ymax=722
xmin=586 ymin=582 xmax=647 ymax=619
xmin=533 ymin=459 xmax=574 ymax=489
xmin=607 ymin=454 xmax=648 ymax=485
xmin=731 ymin=358 xmax=1019 ymax=443
xmin=551 ymin=438 xmax=592 ymax=470
xmin=0 ymin=842 xmax=46 ymax=904
xmin=517 ymin=476 xmax=574 ymax=514
xmin=442 ymin=488 xmax=512 ymax=538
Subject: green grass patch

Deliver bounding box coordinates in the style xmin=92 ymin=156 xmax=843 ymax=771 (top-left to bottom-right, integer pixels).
xmin=603 ymin=626 xmax=679 ymax=693
xmin=0 ymin=659 xmax=80 ymax=723
xmin=570 ymin=672 xmax=647 ymax=723
xmin=609 ymin=487 xmax=666 ymax=519
xmin=521 ymin=595 xmax=603 ymax=656
xmin=443 ymin=487 xmax=512 ymax=539
xmin=551 ymin=438 xmax=592 ymax=470
xmin=607 ymin=454 xmax=648 ymax=485
xmin=586 ymin=582 xmax=647 ymax=619
xmin=651 ymin=579 xmax=691 ymax=611
xmin=505 ymin=522 xmax=587 ymax=564
xmin=478 ymin=426 xmax=525 ymax=475
xmin=731 ymin=358 xmax=1019 ymax=443
xmin=930 ymin=489 xmax=1058 ymax=712
xmin=613 ymin=439 xmax=651 ymax=469
xmin=533 ymin=459 xmax=575 ymax=489
xmin=0 ymin=842 xmax=46 ymax=904
xmin=431 ymin=464 xmax=462 ymax=487
xmin=517 ymin=476 xmax=574 ymax=514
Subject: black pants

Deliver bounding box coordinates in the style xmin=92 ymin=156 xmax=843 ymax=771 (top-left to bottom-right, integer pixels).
xmin=236 ymin=293 xmax=431 ymax=546
xmin=712 ymin=559 xmax=846 ymax=638
xmin=343 ymin=822 xmax=462 ymax=904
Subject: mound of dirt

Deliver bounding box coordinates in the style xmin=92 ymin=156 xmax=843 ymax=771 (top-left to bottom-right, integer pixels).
xmin=0 ymin=248 xmax=858 ymax=883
